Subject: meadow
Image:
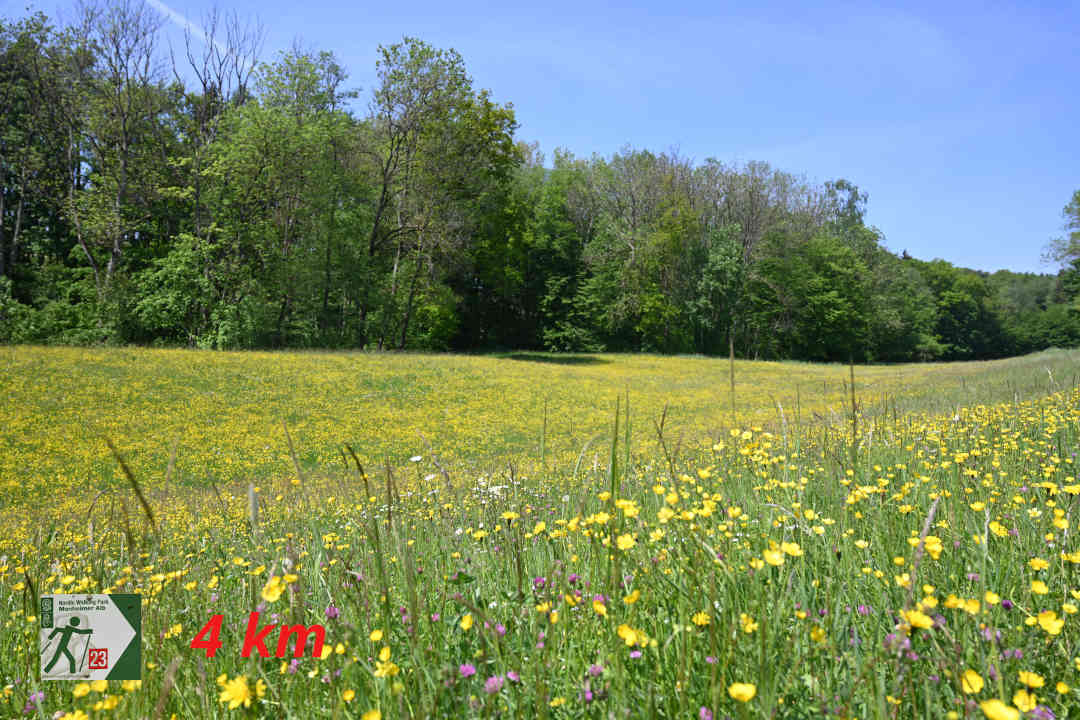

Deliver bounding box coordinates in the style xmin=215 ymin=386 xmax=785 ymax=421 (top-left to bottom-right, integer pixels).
xmin=3 ymin=346 xmax=1080 ymax=719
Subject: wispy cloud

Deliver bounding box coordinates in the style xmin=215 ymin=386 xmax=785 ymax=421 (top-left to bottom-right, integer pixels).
xmin=144 ymin=0 xmax=228 ymax=55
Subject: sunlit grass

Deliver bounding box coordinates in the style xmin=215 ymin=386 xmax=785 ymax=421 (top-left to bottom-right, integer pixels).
xmin=2 ymin=346 xmax=1080 ymax=718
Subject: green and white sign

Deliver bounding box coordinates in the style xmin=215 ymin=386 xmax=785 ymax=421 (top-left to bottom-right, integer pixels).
xmin=39 ymin=594 xmax=141 ymax=680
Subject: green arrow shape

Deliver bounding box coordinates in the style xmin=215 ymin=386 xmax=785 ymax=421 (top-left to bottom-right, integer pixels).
xmin=106 ymin=594 xmax=141 ymax=680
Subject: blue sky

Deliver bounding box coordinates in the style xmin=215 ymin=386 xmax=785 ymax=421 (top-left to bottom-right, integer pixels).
xmin=11 ymin=0 xmax=1079 ymax=273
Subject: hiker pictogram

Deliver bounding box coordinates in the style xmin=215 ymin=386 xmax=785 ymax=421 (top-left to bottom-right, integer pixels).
xmin=44 ymin=617 xmax=92 ymax=674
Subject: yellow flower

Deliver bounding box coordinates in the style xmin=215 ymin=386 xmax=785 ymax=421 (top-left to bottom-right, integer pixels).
xmin=90 ymin=680 xmax=107 ymax=693
xmin=691 ymin=611 xmax=710 ymax=627
xmin=218 ymin=675 xmax=264 ymax=710
xmin=374 ymin=662 xmax=399 ymax=678
xmin=1018 ymin=671 xmax=1045 ymax=688
xmin=1012 ymin=689 xmax=1037 ymax=713
xmin=1056 ymin=681 xmax=1070 ymax=694
xmin=901 ymin=609 xmax=934 ymax=630
xmin=780 ymin=541 xmax=803 ymax=557
xmin=460 ymin=614 xmax=473 ymax=631
xmin=740 ymin=613 xmax=758 ymax=634
xmin=92 ymin=695 xmax=119 ymax=711
xmin=623 ymin=589 xmax=640 ymax=604
xmin=1038 ymin=611 xmax=1064 ymax=635
xmin=593 ymin=600 xmax=607 ymax=617
xmin=1029 ymin=557 xmax=1049 ymax=571
xmin=923 ymin=536 xmax=943 ymax=559
xmin=728 ymin=682 xmax=757 ymax=702
xmin=979 ymin=699 xmax=1019 ymax=720
xmin=343 ymin=689 xmax=355 ymax=702
xmin=373 ymin=646 xmax=400 ymax=678
xmin=260 ymin=576 xmax=284 ymax=603
xmin=763 ymin=549 xmax=784 ymax=566
xmin=809 ymin=626 xmax=826 ymax=643
xmin=369 ymin=629 xmax=383 ymax=642
xmin=1031 ymin=580 xmax=1049 ymax=595
xmin=616 ymin=533 xmax=635 ymax=551
xmin=362 ymin=710 xmax=382 ymax=720
xmin=73 ymin=683 xmax=91 ymax=698
xmin=962 ymin=669 xmax=984 ymax=694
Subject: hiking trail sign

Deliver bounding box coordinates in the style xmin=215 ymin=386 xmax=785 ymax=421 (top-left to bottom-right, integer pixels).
xmin=39 ymin=594 xmax=141 ymax=680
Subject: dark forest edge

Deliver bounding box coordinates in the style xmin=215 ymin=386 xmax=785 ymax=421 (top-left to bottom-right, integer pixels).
xmin=3 ymin=3 xmax=1080 ymax=362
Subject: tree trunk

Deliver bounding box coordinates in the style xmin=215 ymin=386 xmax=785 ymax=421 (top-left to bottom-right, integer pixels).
xmin=377 ymin=236 xmax=404 ymax=350
xmin=320 ymin=195 xmax=337 ymax=334
xmin=10 ymin=187 xmax=23 ymax=273
xmin=0 ymin=186 xmax=6 ymax=278
xmin=66 ymin=122 xmax=101 ymax=295
xmin=106 ymin=134 xmax=130 ymax=286
xmin=729 ymin=325 xmax=736 ymax=427
xmin=275 ymin=291 xmax=291 ymax=347
xmin=398 ymin=249 xmax=424 ymax=349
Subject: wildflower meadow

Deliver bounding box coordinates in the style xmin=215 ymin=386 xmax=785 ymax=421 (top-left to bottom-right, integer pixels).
xmin=4 ymin=346 xmax=1080 ymax=719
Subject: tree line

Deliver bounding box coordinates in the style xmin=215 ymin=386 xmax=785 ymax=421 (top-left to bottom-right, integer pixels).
xmin=2 ymin=2 xmax=1079 ymax=361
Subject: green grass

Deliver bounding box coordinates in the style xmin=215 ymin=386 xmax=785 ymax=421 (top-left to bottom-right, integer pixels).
xmin=2 ymin=347 xmax=1080 ymax=718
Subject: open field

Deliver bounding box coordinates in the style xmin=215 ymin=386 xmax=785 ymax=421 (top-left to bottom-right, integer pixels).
xmin=4 ymin=346 xmax=1080 ymax=522
xmin=3 ymin=347 xmax=1080 ymax=718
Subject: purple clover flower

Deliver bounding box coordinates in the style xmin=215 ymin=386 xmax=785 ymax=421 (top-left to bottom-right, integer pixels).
xmin=484 ymin=675 xmax=504 ymax=694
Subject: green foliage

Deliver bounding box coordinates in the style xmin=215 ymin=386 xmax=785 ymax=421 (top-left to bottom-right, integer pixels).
xmin=1045 ymin=189 xmax=1080 ymax=266
xmin=0 ymin=4 xmax=1075 ymax=362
